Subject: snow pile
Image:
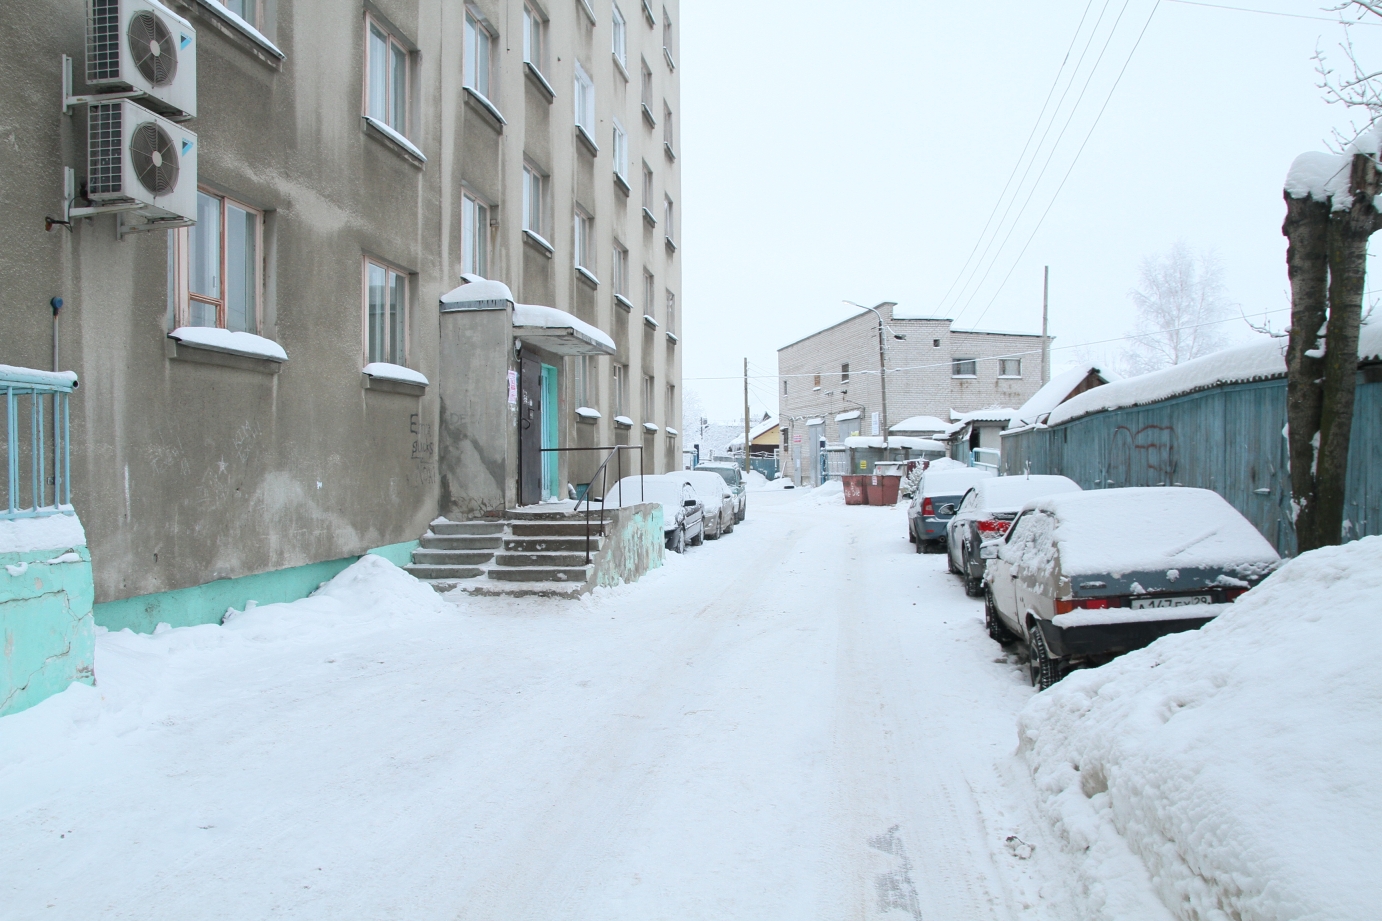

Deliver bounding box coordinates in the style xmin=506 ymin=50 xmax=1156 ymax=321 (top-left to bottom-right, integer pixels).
xmin=971 ymin=475 xmax=1080 ymax=512
xmin=920 ymin=467 xmax=995 ymax=499
xmin=889 ymin=414 xmax=949 ymax=434
xmin=804 ymin=479 xmax=844 ymax=505
xmin=1048 ymin=339 xmax=1288 ymax=426
xmin=169 ymin=327 xmax=288 ymax=361
xmin=1025 ymin=488 xmax=1279 ymax=578
xmin=1285 ymin=129 xmax=1382 ymax=211
xmin=745 ymin=470 xmax=789 ymax=491
xmin=1020 ymin=536 xmax=1382 ymax=921
xmin=0 ymin=512 xmax=86 ymax=555
xmin=1010 ymin=365 xmax=1113 ymax=428
xmin=843 ymin=435 xmax=946 ymax=452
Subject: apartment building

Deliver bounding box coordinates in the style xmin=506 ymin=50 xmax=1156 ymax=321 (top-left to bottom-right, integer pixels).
xmin=777 ymin=306 xmax=1045 ymax=485
xmin=0 ymin=0 xmax=681 ymax=630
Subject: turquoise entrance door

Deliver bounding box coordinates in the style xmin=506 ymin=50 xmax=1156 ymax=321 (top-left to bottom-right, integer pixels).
xmin=540 ymin=364 xmax=559 ymax=500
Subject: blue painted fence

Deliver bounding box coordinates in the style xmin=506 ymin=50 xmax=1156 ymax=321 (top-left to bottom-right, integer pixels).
xmin=1000 ymin=373 xmax=1382 ymax=557
xmin=3 ymin=367 xmax=75 ymax=520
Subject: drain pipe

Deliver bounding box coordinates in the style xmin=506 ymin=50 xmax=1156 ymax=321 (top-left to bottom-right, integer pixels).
xmin=51 ymin=296 xmax=63 ymax=371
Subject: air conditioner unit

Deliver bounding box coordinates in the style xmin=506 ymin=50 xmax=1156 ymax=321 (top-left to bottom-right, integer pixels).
xmin=86 ymin=0 xmax=196 ymax=119
xmin=87 ymin=100 xmax=197 ymax=223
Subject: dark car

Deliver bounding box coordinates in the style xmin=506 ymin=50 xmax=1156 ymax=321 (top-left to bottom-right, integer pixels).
xmin=907 ymin=467 xmax=994 ymax=553
xmin=946 ymin=475 xmax=1081 ymax=596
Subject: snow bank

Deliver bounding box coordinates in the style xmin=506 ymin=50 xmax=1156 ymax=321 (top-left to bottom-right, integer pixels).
xmin=1048 ymin=339 xmax=1287 ymax=426
xmin=804 ymin=479 xmax=844 ymax=505
xmin=0 ymin=513 xmax=86 ymax=555
xmin=169 ymin=327 xmax=287 ymax=361
xmin=1026 ymin=487 xmax=1278 ymax=578
xmin=1020 ymin=535 xmax=1382 ymax=921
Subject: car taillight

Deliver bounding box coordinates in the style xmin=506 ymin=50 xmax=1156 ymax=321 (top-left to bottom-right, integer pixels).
xmin=976 ymin=518 xmax=1009 ymax=535
xmin=921 ymin=498 xmax=934 ymax=516
xmin=1055 ymin=597 xmax=1113 ymax=615
xmin=1223 ymin=587 xmax=1249 ymax=602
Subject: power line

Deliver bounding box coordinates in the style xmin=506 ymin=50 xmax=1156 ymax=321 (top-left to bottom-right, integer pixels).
xmin=966 ymin=0 xmax=1163 ymax=331
xmin=1163 ymin=0 xmax=1382 ymax=25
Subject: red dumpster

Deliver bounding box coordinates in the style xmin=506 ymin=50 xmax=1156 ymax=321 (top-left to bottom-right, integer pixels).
xmin=865 ymin=475 xmax=883 ymax=506
xmin=842 ymin=475 xmax=868 ymax=505
xmin=879 ymin=474 xmax=901 ymax=505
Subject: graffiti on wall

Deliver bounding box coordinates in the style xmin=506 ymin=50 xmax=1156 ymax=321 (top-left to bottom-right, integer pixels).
xmin=1107 ymin=424 xmax=1178 ymax=487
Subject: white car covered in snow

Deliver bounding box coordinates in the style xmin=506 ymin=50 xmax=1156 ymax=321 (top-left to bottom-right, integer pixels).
xmin=982 ymin=487 xmax=1280 ymax=689
xmin=594 ymin=475 xmax=705 ymax=553
xmin=664 ymin=471 xmax=735 ymax=539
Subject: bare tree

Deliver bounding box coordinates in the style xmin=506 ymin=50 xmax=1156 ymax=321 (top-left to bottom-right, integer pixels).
xmin=1316 ymin=3 xmax=1382 ymax=147
xmin=1120 ymin=242 xmax=1233 ymax=376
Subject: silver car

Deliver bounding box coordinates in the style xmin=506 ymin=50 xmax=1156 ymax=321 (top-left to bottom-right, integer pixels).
xmin=946 ymin=475 xmax=1082 ymax=597
xmin=695 ymin=463 xmax=747 ymax=522
xmin=665 ymin=470 xmax=736 ymax=539
xmin=983 ymin=487 xmax=1280 ymax=689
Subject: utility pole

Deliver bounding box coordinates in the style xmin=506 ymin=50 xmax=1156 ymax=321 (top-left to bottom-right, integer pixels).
xmin=876 ymin=317 xmax=889 ymax=450
xmin=1041 ymin=266 xmax=1050 ymax=384
xmin=742 ymin=358 xmax=751 ymax=474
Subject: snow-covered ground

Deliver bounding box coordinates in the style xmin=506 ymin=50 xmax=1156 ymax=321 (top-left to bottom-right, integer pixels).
xmin=2 ymin=490 xmax=1162 ymax=920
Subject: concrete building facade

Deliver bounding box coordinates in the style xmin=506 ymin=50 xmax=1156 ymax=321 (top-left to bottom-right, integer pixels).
xmin=777 ymin=307 xmax=1045 ymax=485
xmin=1 ymin=0 xmax=682 ymax=630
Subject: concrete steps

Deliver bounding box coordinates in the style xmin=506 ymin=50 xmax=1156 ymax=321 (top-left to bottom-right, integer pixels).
xmin=407 ymin=513 xmax=608 ymax=596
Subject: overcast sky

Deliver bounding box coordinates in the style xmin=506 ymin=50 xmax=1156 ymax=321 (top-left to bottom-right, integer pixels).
xmin=677 ymin=0 xmax=1382 ymax=422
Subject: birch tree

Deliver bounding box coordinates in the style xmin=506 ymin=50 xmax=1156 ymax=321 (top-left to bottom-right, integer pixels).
xmin=1120 ymin=242 xmax=1232 ymax=375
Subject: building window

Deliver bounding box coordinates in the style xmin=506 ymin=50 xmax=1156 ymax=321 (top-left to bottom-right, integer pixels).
xmin=662 ymin=7 xmax=674 ymax=66
xmin=171 ymin=189 xmax=262 ymax=333
xmin=665 ymin=288 xmax=676 ymax=333
xmin=461 ymin=192 xmax=489 ymax=276
xmin=952 ymin=358 xmax=978 ymax=378
xmin=464 ymin=11 xmax=494 ymax=100
xmin=999 ymin=358 xmax=1022 ymax=378
xmin=666 ymin=383 xmax=675 ymax=425
xmin=218 ymin=0 xmax=261 ymax=29
xmin=522 ymin=162 xmax=548 ymax=238
xmin=366 ymin=16 xmax=409 ymax=134
xmin=612 ymin=118 xmax=628 ymax=183
xmin=642 ymin=374 xmax=655 ymax=423
xmin=642 ymin=162 xmax=655 ymax=214
xmin=522 ymin=3 xmax=546 ymax=73
xmin=663 ymin=194 xmax=674 ymax=242
xmin=663 ymin=103 xmax=674 ymax=152
xmin=613 ymin=242 xmax=629 ymax=297
xmin=611 ymin=2 xmax=627 ymax=68
xmin=933 ymin=338 xmax=941 ymax=348
xmin=643 ymin=269 xmax=655 ymax=314
xmin=813 ymin=373 xmax=821 ymax=388
xmin=574 ymin=208 xmax=593 ymax=272
xmin=613 ymin=364 xmax=629 ymax=416
xmin=364 ymin=259 xmax=407 ymax=365
xmin=574 ymin=62 xmax=595 ymax=139
xmin=640 ymin=58 xmax=653 ymax=111
xmin=841 ymin=362 xmax=849 ymax=384
xmin=782 ymin=379 xmax=788 ymax=395
xmin=573 ymin=355 xmax=592 ymax=407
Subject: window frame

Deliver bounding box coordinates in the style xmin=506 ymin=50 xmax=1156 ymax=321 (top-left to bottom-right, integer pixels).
xmin=171 ymin=187 xmax=264 ymax=334
xmin=663 ymin=102 xmax=674 ymax=153
xmin=573 ymin=207 xmax=594 ymax=272
xmin=841 ymin=362 xmax=849 ymax=384
xmin=951 ymin=357 xmax=979 ymax=378
xmin=611 ymin=2 xmax=627 ymax=69
xmin=522 ymin=161 xmax=549 ymax=240
xmin=574 ymin=61 xmax=596 ymax=138
xmin=641 ymin=161 xmax=655 ymax=213
xmin=464 ymin=8 xmax=495 ymax=101
xmin=665 ymin=288 xmax=676 ymax=333
xmin=642 ymin=373 xmax=655 ymax=423
xmin=998 ymin=358 xmax=1023 ymax=378
xmin=612 ymin=118 xmax=629 ymax=184
xmin=663 ymin=194 xmax=674 ymax=242
xmin=662 ymin=6 xmax=675 ymax=68
xmin=640 ymin=57 xmax=655 ymax=124
xmin=573 ymin=355 xmax=592 ymax=408
xmin=613 ymin=363 xmax=629 ymax=416
xmin=665 ymin=382 xmax=675 ymax=427
xmin=362 ymin=256 xmax=410 ymax=366
xmin=218 ymin=0 xmax=263 ymax=29
xmin=461 ymin=190 xmax=490 ymax=277
xmin=642 ymin=269 xmax=655 ymax=315
xmin=522 ymin=2 xmax=547 ymax=74
xmin=364 ymin=14 xmax=412 ymax=137
xmin=612 ymin=241 xmax=629 ymax=298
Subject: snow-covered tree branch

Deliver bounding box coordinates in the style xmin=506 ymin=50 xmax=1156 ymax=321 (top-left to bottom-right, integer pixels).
xmin=1119 ymin=242 xmax=1233 ymax=376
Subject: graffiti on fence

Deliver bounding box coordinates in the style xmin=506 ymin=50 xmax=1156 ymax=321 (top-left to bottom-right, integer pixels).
xmin=1107 ymin=424 xmax=1178 ymax=487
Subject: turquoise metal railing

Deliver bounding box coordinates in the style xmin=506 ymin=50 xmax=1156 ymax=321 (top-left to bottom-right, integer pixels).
xmin=2 ymin=366 xmax=77 ymax=520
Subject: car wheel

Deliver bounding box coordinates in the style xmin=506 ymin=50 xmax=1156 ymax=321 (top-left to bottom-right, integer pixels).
xmin=723 ymin=515 xmax=734 ymax=534
xmin=908 ymin=527 xmax=916 ymax=543
xmin=947 ymin=550 xmax=961 ymax=574
xmin=985 ymin=591 xmax=1016 ymax=644
xmin=672 ymin=530 xmax=686 ymax=554
xmin=965 ymin=575 xmax=984 ymax=597
xmin=1027 ymin=626 xmax=1060 ymax=691
xmin=691 ymin=526 xmax=704 ymax=546
xmin=914 ymin=526 xmax=924 ymax=553
xmin=921 ymin=540 xmax=940 ymax=554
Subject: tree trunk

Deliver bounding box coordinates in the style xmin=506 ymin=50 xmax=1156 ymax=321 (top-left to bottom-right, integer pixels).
xmin=1283 ymin=152 xmax=1380 ymax=552
xmin=1282 ymin=192 xmax=1330 ymax=551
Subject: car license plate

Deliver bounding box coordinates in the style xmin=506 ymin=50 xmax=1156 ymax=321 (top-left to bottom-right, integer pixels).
xmin=1130 ymin=594 xmax=1213 ymax=610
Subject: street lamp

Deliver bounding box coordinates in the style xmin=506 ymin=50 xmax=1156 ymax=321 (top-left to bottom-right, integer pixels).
xmin=843 ymin=300 xmax=900 ymax=450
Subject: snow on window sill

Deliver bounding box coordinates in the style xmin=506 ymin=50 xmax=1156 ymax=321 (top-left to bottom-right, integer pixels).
xmin=642 ymin=0 xmax=656 ymax=26
xmin=664 ymin=235 xmax=677 ymax=253
xmin=523 ymin=229 xmax=555 ymax=256
xmin=463 ymin=86 xmax=508 ymax=131
xmin=575 ymin=406 xmax=602 ymax=422
xmin=664 ymin=141 xmax=676 ymax=162
xmin=663 ymin=46 xmax=676 ymax=71
xmin=193 ymin=0 xmax=285 ymax=60
xmin=363 ymin=362 xmax=429 ymax=386
xmin=641 ymin=103 xmax=657 ymax=128
xmin=362 ymin=116 xmax=426 ymax=164
xmin=642 ymin=207 xmax=657 ymax=227
xmin=642 ymin=422 xmax=660 ymax=433
xmin=642 ymin=314 xmax=659 ymax=329
xmin=578 ymin=0 xmax=597 ymax=25
xmin=170 ymin=327 xmax=287 ymax=361
xmin=613 ymin=53 xmax=629 ymax=82
xmin=666 ymin=331 xmax=678 ymax=344
xmin=951 ymin=374 xmax=978 ymax=380
xmin=666 ymin=427 xmax=679 ymax=436
xmin=576 ymin=265 xmax=601 ymax=289
xmin=524 ymin=62 xmax=556 ymax=102
xmin=614 ymin=293 xmax=634 ymax=312
xmin=576 ymin=124 xmax=601 ymax=156
xmin=997 ymin=375 xmax=1023 ymax=380
xmin=614 ymin=415 xmax=634 ymax=428
xmin=613 ymin=171 xmax=631 ymax=196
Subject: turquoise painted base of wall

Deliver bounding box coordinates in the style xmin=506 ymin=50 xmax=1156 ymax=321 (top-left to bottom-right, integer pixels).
xmin=2 ymin=544 xmax=96 ymax=717
xmin=93 ymin=540 xmax=420 ymax=635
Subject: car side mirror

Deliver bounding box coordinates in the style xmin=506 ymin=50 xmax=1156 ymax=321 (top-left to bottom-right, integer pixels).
xmin=683 ymin=499 xmax=698 ymax=507
xmin=979 ymin=541 xmax=1000 ymax=560
xmin=939 ymin=503 xmax=958 ymax=516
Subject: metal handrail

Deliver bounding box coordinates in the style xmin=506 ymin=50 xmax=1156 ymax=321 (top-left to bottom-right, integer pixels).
xmin=540 ymin=444 xmax=644 ymax=563
xmin=3 ymin=369 xmax=76 ymax=521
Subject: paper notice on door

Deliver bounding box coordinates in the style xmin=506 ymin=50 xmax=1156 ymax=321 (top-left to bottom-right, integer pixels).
xmin=507 ymin=369 xmax=518 ymax=405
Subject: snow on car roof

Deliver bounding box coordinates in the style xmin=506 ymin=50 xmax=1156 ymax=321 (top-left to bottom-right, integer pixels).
xmin=972 ymin=475 xmax=1081 ymax=511
xmin=1026 ymin=487 xmax=1279 ymax=576
xmin=667 ymin=470 xmax=732 ymax=499
xmin=921 ymin=467 xmax=995 ymax=497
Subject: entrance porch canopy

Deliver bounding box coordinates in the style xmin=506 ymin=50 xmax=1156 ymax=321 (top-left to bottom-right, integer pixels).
xmin=438 ymin=275 xmax=616 ymax=358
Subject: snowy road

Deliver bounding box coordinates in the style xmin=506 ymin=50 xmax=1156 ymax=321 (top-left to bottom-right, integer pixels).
xmin=1 ymin=487 xmax=1102 ymax=920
